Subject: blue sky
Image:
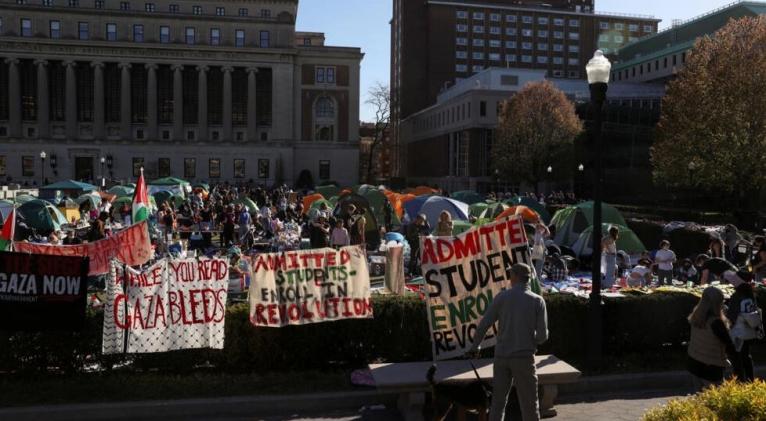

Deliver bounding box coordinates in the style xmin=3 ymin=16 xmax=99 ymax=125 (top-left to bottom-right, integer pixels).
xmin=296 ymin=0 xmax=736 ymax=122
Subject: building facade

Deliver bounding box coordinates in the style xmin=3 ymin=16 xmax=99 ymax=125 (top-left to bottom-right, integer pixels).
xmin=612 ymin=1 xmax=766 ymax=84
xmin=358 ymin=122 xmax=393 ymax=183
xmin=0 ymin=0 xmax=363 ymax=186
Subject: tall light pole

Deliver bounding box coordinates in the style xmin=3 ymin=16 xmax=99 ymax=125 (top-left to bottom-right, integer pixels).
xmin=40 ymin=150 xmax=47 ymax=186
xmin=100 ymin=156 xmax=106 ymax=188
xmin=547 ymin=166 xmax=553 ymax=195
xmin=586 ymin=50 xmax=611 ymax=368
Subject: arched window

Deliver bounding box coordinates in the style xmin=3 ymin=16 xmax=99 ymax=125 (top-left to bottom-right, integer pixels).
xmin=314 ymin=96 xmax=336 ymax=141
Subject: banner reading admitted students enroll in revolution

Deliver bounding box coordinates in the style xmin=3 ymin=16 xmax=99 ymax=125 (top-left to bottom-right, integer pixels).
xmin=421 ymin=216 xmax=534 ymax=360
xmin=13 ymin=221 xmax=153 ymax=276
xmin=249 ymin=246 xmax=372 ymax=327
xmin=102 ymin=257 xmax=229 ymax=354
xmin=0 ymin=251 xmax=89 ymax=331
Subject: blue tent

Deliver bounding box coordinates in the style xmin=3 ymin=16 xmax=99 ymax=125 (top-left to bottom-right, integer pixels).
xmin=41 ymin=180 xmax=98 ymax=192
xmin=404 ymin=195 xmax=433 ymax=221
xmin=419 ymin=196 xmax=470 ymax=226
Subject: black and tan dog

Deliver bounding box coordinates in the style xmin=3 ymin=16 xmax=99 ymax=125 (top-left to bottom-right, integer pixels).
xmin=426 ymin=364 xmax=492 ymax=421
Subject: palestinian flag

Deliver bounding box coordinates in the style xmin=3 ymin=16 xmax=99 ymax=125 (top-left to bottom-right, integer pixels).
xmin=132 ymin=168 xmax=149 ymax=224
xmin=0 ymin=209 xmax=16 ymax=251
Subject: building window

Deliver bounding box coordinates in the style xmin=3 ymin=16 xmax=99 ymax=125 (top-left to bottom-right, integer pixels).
xmin=553 ymin=18 xmax=564 ymax=26
xmin=158 ymin=65 xmax=173 ymax=123
xmin=238 ymin=8 xmax=248 ymax=16
xmin=569 ymin=19 xmax=579 ymax=27
xmin=538 ymin=43 xmax=548 ymax=51
xmin=21 ymin=18 xmax=32 ymax=37
xmin=456 ymin=10 xmax=468 ymax=19
xmin=472 ymin=52 xmax=484 ymax=60
xmin=209 ymin=28 xmax=220 ymax=45
xmin=50 ymin=20 xmax=61 ymax=39
xmin=479 ymin=101 xmax=486 ymax=117
xmin=185 ymin=27 xmax=196 ymax=45
xmin=537 ymin=56 xmax=548 ymax=64
xmin=43 ymin=0 xmax=53 ymax=6
xmin=145 ymin=2 xmax=154 ymax=11
xmin=505 ymin=41 xmax=517 ymax=49
xmin=133 ymin=24 xmax=143 ymax=42
xmin=489 ymin=39 xmax=501 ymax=48
xmin=615 ymin=23 xmax=624 ymax=30
xmin=168 ymin=3 xmax=178 ymax=13
xmin=600 ymin=22 xmax=610 ymax=30
xmin=506 ymin=27 xmax=517 ymax=36
xmin=159 ymin=26 xmax=169 ymax=43
xmin=629 ymin=24 xmax=638 ymax=32
xmin=490 ymin=13 xmax=500 ymax=22
xmin=644 ymin=25 xmax=653 ymax=33
xmin=260 ymin=8 xmax=271 ymax=18
xmin=489 ymin=26 xmax=501 ymax=35
xmin=184 ymin=158 xmax=196 ymax=178
xmin=192 ymin=5 xmax=201 ymax=15
xmin=522 ymin=16 xmax=532 ymax=24
xmin=132 ymin=158 xmax=144 ymax=177
xmin=314 ymin=97 xmax=335 ymax=141
xmin=319 ymin=160 xmax=330 ymax=180
xmin=489 ymin=53 xmax=501 ymax=61
xmin=95 ymin=0 xmax=103 ymax=8
xmin=158 ymin=158 xmax=170 ymax=177
xmin=472 ymin=39 xmax=484 ymax=47
xmin=614 ymin=35 xmax=624 ymax=43
xmin=554 ymin=31 xmax=564 ymax=39
xmin=315 ymin=66 xmax=335 ymax=84
xmin=119 ymin=1 xmax=129 ymax=10
xmin=568 ymin=58 xmax=579 ymax=66
xmin=456 ymin=50 xmax=467 ymax=59
xmin=68 ymin=0 xmax=78 ymax=6
xmin=456 ymin=24 xmax=467 ymax=32
xmin=259 ymin=30 xmax=270 ymax=47
xmin=521 ymin=55 xmax=532 ymax=63
xmin=472 ymin=25 xmax=484 ymax=33
xmin=569 ymin=32 xmax=579 ymax=40
xmin=569 ymin=45 xmax=580 ymax=53
xmin=258 ymin=159 xmax=269 ymax=179
xmin=456 ymin=64 xmax=467 ymax=72
xmin=663 ymin=57 xmax=668 ymax=68
xmin=599 ymin=34 xmax=609 ymax=42
xmin=106 ymin=23 xmax=117 ymax=40
xmin=209 ymin=159 xmax=221 ymax=178
xmin=673 ymin=55 xmax=677 ymax=66
xmin=553 ymin=56 xmax=563 ymax=64
xmin=233 ymin=159 xmax=245 ymax=178
xmin=235 ymin=29 xmax=245 ymax=47
xmin=22 ymin=156 xmax=35 ymax=177
xmin=303 ymin=38 xmax=311 ymax=46
xmin=521 ymin=29 xmax=533 ymax=37
xmin=553 ymin=44 xmax=563 ymax=52
xmin=472 ymin=12 xmax=484 ymax=20
xmin=215 ymin=6 xmax=225 ymax=16
xmin=538 ymin=30 xmax=548 ymax=38
xmin=538 ymin=17 xmax=548 ymax=25
xmin=505 ymin=54 xmax=516 ymax=62
xmin=78 ymin=22 xmax=89 ymax=40
xmin=183 ymin=67 xmax=198 ymax=124
xmin=130 ymin=66 xmax=147 ymax=123
xmin=456 ymin=37 xmax=467 ymax=46
xmin=0 ymin=156 xmax=5 ymax=176
xmin=522 ymin=42 xmax=532 ymax=50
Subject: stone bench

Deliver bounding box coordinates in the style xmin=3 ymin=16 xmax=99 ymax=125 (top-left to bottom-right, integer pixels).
xmin=369 ymin=355 xmax=581 ymax=420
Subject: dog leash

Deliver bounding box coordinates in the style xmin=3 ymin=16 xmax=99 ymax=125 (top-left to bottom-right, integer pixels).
xmin=468 ymin=359 xmax=492 ymax=397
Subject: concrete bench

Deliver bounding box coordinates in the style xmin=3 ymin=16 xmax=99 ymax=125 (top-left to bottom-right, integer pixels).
xmin=369 ymin=355 xmax=581 ymax=420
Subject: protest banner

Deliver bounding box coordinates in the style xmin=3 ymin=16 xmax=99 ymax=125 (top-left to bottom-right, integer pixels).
xmin=249 ymin=245 xmax=372 ymax=327
xmin=102 ymin=257 xmax=229 ymax=354
xmin=14 ymin=221 xmax=153 ymax=276
xmin=421 ymin=216 xmax=534 ymax=360
xmin=0 ymin=251 xmax=88 ymax=330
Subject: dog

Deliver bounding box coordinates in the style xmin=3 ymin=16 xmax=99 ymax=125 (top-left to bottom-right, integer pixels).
xmin=426 ymin=364 xmax=491 ymax=421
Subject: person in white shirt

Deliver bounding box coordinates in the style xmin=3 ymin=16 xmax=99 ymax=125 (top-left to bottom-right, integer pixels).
xmin=655 ymin=240 xmax=677 ymax=286
xmin=330 ymin=219 xmax=350 ymax=248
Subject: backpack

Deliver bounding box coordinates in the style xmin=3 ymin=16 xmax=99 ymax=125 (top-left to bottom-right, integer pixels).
xmin=730 ymin=298 xmax=765 ymax=351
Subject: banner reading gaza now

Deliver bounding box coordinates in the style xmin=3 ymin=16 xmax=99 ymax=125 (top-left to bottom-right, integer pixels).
xmin=421 ymin=216 xmax=533 ymax=360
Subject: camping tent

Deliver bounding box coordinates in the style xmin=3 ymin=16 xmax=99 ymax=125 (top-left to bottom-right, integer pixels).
xmin=234 ymin=197 xmax=258 ymax=214
xmin=302 ymin=193 xmax=325 ymax=214
xmin=469 ymin=202 xmax=489 ymax=218
xmin=108 ymin=185 xmax=135 ymax=197
xmin=315 ymin=184 xmax=340 ymax=199
xmin=39 ymin=180 xmax=98 ymax=200
xmin=153 ymin=191 xmax=185 ymax=208
xmin=148 ymin=177 xmax=190 ymax=198
xmin=505 ymin=196 xmax=551 ymax=224
xmin=495 ymin=205 xmax=541 ymax=223
xmin=570 ymin=223 xmax=645 ymax=257
xmin=451 ymin=191 xmax=484 ymax=205
xmin=419 ymin=196 xmax=470 ymax=226
xmin=551 ymin=201 xmax=628 ymax=247
xmin=334 ymin=193 xmax=380 ymax=250
xmin=403 ymin=195 xmax=433 ymax=221
xmin=362 ymin=189 xmax=401 ymax=228
xmin=76 ymin=193 xmax=101 ymax=210
xmin=409 ymin=186 xmax=439 ymax=196
xmin=17 ymin=199 xmax=68 ymax=234
xmin=480 ymin=202 xmax=510 ymax=219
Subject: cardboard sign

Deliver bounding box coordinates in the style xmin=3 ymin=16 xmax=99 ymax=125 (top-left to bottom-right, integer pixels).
xmin=249 ymin=246 xmax=373 ymax=327
xmin=102 ymin=257 xmax=229 ymax=354
xmin=421 ymin=216 xmax=533 ymax=360
xmin=0 ymin=251 xmax=88 ymax=330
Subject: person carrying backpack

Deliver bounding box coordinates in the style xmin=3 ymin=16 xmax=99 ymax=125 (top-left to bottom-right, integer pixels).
xmin=726 ymin=272 xmax=764 ymax=382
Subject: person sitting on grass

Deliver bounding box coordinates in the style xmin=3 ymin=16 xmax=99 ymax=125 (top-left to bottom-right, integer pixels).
xmin=678 ymin=258 xmax=699 ymax=285
xmin=687 ymin=287 xmax=736 ymax=391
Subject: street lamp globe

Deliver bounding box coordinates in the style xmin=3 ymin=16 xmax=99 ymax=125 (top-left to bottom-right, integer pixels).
xmin=40 ymin=151 xmax=47 ymax=160
xmin=547 ymin=166 xmax=553 ymax=174
xmin=100 ymin=156 xmax=106 ymax=164
xmin=578 ymin=164 xmax=585 ymax=172
xmin=688 ymin=161 xmax=697 ymax=171
xmin=586 ymin=50 xmax=611 ymax=85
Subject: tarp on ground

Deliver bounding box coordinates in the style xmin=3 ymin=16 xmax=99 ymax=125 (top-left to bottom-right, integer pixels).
xmin=551 ymin=201 xmax=628 ymax=247
xmin=362 ymin=189 xmax=401 ymax=227
xmin=17 ymin=199 xmax=68 ymax=234
xmin=504 ymin=196 xmax=551 ymax=224
xmin=450 ymin=191 xmax=484 ymax=205
xmin=571 ymin=223 xmax=645 ymax=257
xmin=315 ymin=185 xmax=340 ymax=199
xmin=419 ymin=196 xmax=470 ymax=227
xmin=335 ymin=193 xmax=380 ymax=249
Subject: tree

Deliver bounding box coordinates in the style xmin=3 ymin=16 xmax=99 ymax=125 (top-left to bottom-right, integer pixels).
xmin=364 ymin=82 xmax=390 ymax=184
xmin=492 ymin=81 xmax=582 ymax=192
xmin=652 ymin=16 xmax=766 ymax=210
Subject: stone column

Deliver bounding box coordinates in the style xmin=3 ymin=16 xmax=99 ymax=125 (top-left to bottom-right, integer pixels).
xmin=35 ymin=59 xmax=50 ymax=139
xmin=91 ymin=62 xmax=105 ymax=140
xmin=247 ymin=67 xmax=258 ymax=142
xmin=172 ymin=64 xmax=184 ymax=141
xmin=222 ymin=66 xmax=233 ymax=142
xmin=145 ymin=63 xmax=158 ymax=141
xmin=119 ymin=62 xmax=132 ymax=140
xmin=197 ymin=65 xmax=208 ymax=142
xmin=64 ymin=60 xmax=78 ymax=140
xmin=6 ymin=58 xmax=21 ymax=138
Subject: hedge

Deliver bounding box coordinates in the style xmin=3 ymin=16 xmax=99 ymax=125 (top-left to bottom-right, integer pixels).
xmin=642 ymin=379 xmax=766 ymax=421
xmin=1 ymin=292 xmax=763 ymax=374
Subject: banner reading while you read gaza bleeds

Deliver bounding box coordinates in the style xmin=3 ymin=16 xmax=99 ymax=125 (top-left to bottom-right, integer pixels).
xmin=102 ymin=257 xmax=229 ymax=354
xmin=422 ymin=216 xmax=533 ymax=360
xmin=13 ymin=221 xmax=153 ymax=276
xmin=249 ymin=246 xmax=372 ymax=327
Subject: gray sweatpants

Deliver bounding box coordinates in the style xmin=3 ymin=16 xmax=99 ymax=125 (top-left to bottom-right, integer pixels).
xmin=490 ymin=356 xmax=540 ymax=421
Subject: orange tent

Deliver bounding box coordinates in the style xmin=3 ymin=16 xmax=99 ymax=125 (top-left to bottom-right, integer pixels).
xmin=400 ymin=193 xmax=418 ymax=204
xmin=495 ymin=205 xmax=541 ymax=223
xmin=302 ymin=193 xmax=324 ymax=214
xmin=382 ymin=190 xmax=405 ymax=219
xmin=410 ymin=186 xmax=439 ymax=196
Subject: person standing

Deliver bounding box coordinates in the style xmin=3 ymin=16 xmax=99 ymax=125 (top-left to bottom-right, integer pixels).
xmin=468 ymin=263 xmax=548 ymax=421
xmin=687 ymin=287 xmax=736 ymax=390
xmin=330 ymin=219 xmax=350 ymax=248
xmin=237 ymin=205 xmax=252 ymax=245
xmin=655 ymin=240 xmax=677 ymax=286
xmin=222 ymin=205 xmax=236 ymax=247
xmin=435 ymin=210 xmax=454 ymax=237
xmin=349 ymin=206 xmax=366 ymax=248
xmin=601 ymin=226 xmax=619 ymax=288
xmin=726 ymin=273 xmax=760 ymax=382
xmin=405 ymin=214 xmax=431 ymax=275
xmin=749 ymin=236 xmax=766 ymax=282
xmin=531 ymin=221 xmax=549 ymax=280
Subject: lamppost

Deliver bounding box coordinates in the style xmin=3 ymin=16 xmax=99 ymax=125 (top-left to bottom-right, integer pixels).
xmin=577 ymin=164 xmax=585 ymax=198
xmin=39 ymin=151 xmax=47 ymax=186
xmin=586 ymin=50 xmax=611 ymax=368
xmin=547 ymin=166 xmax=553 ymax=195
xmin=100 ymin=156 xmax=106 ymax=188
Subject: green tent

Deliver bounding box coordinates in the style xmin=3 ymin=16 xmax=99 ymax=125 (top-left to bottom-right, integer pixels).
xmin=504 ymin=196 xmax=551 ymax=223
xmin=362 ymin=189 xmax=401 ymax=227
xmin=310 ymin=198 xmax=334 ymax=211
xmin=571 ymin=223 xmax=645 ymax=256
xmin=192 ymin=183 xmax=210 ymax=191
xmin=481 ymin=202 xmax=510 ymax=219
xmin=76 ymin=193 xmax=101 ymax=210
xmin=355 ymin=184 xmax=378 ymax=196
xmin=450 ymin=220 xmax=475 ymax=236
xmin=451 ymin=191 xmax=484 ymax=205
xmin=468 ymin=202 xmax=489 ymax=218
xmin=18 ymin=199 xmax=68 ymax=234
xmin=234 ymin=197 xmax=258 ymax=214
xmin=149 ymin=177 xmax=190 ymax=186
xmin=153 ymin=191 xmax=185 ymax=208
xmin=13 ymin=195 xmax=36 ymax=205
xmin=108 ymin=185 xmax=135 ymax=197
xmin=316 ymin=185 xmax=341 ymax=199
xmin=551 ymin=201 xmax=628 ymax=247
xmin=41 ymin=180 xmax=98 ymax=192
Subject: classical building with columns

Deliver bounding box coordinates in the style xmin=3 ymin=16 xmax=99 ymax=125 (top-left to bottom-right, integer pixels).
xmin=0 ymin=0 xmax=363 ymax=186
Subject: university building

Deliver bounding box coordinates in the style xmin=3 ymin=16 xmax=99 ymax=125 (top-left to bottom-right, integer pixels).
xmin=391 ymin=0 xmax=660 ymax=179
xmin=0 ymin=0 xmax=363 ymax=186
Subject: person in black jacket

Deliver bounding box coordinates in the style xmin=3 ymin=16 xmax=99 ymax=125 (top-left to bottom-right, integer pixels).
xmin=726 ymin=273 xmax=758 ymax=382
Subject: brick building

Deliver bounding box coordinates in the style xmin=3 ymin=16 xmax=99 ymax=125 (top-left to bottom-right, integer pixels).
xmin=358 ymin=122 xmax=393 ymax=183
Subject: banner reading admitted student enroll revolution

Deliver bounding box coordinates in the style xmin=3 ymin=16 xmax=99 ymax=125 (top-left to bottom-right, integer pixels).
xmin=421 ymin=216 xmax=534 ymax=360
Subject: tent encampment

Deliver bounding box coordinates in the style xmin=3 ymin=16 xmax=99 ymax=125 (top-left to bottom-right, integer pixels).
xmin=570 ymin=223 xmax=645 ymax=257
xmin=451 ymin=191 xmax=484 ymax=205
xmin=335 ymin=193 xmax=380 ymax=249
xmin=17 ymin=199 xmax=68 ymax=234
xmin=480 ymin=202 xmax=510 ymax=219
xmin=108 ymin=185 xmax=135 ymax=197
xmin=403 ymin=195 xmax=433 ymax=221
xmin=39 ymin=180 xmax=98 ymax=200
xmin=551 ymin=201 xmax=628 ymax=247
xmin=362 ymin=189 xmax=401 ymax=228
xmin=316 ymin=184 xmax=340 ymax=199
xmin=469 ymin=202 xmax=489 ymax=218
xmin=418 ymin=196 xmax=469 ymax=226
xmin=148 ymin=177 xmax=191 ymax=198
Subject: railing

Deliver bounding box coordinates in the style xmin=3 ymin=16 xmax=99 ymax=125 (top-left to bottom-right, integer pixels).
xmin=594 ymin=11 xmax=656 ymax=20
